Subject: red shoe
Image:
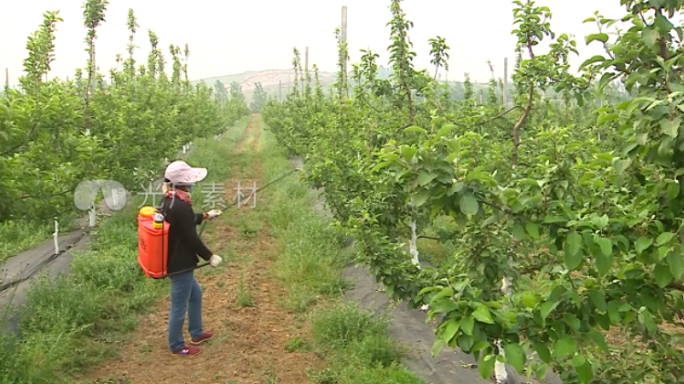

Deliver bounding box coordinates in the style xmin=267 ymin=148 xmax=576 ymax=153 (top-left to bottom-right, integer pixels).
xmin=171 ymin=344 xmax=201 ymax=355
xmin=190 ymin=331 xmax=214 ymax=345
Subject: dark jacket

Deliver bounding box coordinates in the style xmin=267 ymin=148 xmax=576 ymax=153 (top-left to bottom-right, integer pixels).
xmin=159 ymin=194 xmax=213 ymax=274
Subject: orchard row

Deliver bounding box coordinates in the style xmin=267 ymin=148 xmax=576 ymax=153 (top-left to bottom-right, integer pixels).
xmin=263 ymin=1 xmax=684 ymax=383
xmin=0 ymin=1 xmax=249 ymax=223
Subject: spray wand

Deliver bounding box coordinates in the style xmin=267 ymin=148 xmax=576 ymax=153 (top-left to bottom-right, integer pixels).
xmin=164 ymin=167 xmax=300 ymax=277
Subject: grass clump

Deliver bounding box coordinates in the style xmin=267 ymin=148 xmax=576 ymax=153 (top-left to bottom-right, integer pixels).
xmin=306 ymin=303 xmax=422 ymax=384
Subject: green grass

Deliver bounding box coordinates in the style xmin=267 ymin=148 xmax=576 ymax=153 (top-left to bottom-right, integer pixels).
xmin=236 ymin=274 xmax=255 ymax=307
xmin=0 ymin=117 xmax=250 ymax=384
xmin=0 ymin=217 xmax=79 ymax=264
xmin=307 ymin=304 xmax=423 ymax=384
xmin=258 ymin=117 xmax=425 ymax=384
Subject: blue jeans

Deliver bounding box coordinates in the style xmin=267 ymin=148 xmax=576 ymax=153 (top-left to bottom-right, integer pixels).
xmin=168 ymin=271 xmax=203 ymax=351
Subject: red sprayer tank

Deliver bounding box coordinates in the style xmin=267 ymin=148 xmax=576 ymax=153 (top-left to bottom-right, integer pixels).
xmin=137 ymin=206 xmax=170 ymax=278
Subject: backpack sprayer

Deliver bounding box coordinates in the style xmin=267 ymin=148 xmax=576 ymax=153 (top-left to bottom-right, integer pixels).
xmin=137 ymin=167 xmax=300 ymax=279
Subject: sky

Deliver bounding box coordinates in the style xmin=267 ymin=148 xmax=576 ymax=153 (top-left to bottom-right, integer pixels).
xmin=1 ymin=1 xmax=634 ymax=86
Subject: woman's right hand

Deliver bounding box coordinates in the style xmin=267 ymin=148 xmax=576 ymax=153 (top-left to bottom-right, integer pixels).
xmin=205 ymin=209 xmax=222 ymax=220
xmin=209 ymin=254 xmax=222 ymax=267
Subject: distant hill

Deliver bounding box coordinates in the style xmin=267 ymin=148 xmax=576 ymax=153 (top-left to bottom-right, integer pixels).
xmin=191 ymin=66 xmax=493 ymax=103
xmin=191 ymin=68 xmax=337 ymax=102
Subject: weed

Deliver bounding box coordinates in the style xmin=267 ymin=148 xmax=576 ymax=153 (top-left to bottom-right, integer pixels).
xmin=284 ymin=336 xmax=308 ymax=352
xmin=236 ymin=274 xmax=255 ymax=307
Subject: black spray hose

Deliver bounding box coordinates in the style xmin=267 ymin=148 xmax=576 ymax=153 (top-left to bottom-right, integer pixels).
xmin=163 ymin=167 xmax=300 ymax=278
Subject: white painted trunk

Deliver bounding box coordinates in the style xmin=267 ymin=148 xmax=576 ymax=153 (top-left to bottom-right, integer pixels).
xmin=495 ymin=276 xmax=515 ymax=383
xmin=409 ymin=198 xmax=430 ymax=311
xmin=53 ymin=218 xmax=59 ymax=254
xmin=88 ymin=205 xmax=96 ymax=227
xmin=495 ymin=342 xmax=508 ymax=382
xmin=409 ymin=219 xmax=420 ymax=266
xmin=408 ymin=198 xmax=420 ymax=268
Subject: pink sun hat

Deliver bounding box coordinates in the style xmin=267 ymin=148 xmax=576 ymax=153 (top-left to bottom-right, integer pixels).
xmin=164 ymin=160 xmax=208 ymax=185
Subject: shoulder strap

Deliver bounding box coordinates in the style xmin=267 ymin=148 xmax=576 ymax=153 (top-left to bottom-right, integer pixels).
xmin=157 ymin=195 xmax=181 ymax=268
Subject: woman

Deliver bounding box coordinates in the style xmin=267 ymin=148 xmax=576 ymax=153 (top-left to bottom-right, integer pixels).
xmin=160 ymin=160 xmax=223 ymax=356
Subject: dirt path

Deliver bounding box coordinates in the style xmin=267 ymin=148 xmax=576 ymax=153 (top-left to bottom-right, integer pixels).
xmin=82 ymin=114 xmax=322 ymax=384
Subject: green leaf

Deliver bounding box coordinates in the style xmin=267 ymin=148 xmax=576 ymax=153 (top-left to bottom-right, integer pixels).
xmin=540 ymin=300 xmax=559 ymax=320
xmin=417 ymin=171 xmax=438 ymax=186
xmin=667 ymin=181 xmax=681 ymax=199
xmin=635 ymin=236 xmax=653 ymax=254
xmin=658 ymin=245 xmax=672 ymax=259
xmin=503 ymin=343 xmax=526 ymax=373
xmin=512 ymin=223 xmax=526 ymax=241
xmin=534 ymin=363 xmax=549 ymax=380
xmin=600 ymin=112 xmax=620 ymax=125
xmin=441 ymin=318 xmax=461 ymax=343
xmin=431 ymin=339 xmax=446 ymax=357
xmin=413 ymin=190 xmax=430 ymax=207
xmin=595 ymin=236 xmax=613 ymax=257
xmin=607 ymin=300 xmax=622 ymax=325
xmin=478 ymin=354 xmax=495 ymax=380
xmin=598 ymin=72 xmax=615 ymax=90
xmin=520 ymin=292 xmax=537 ymax=308
xmin=563 ymin=313 xmax=581 ymax=331
xmin=660 ymin=117 xmax=681 ymax=138
xmin=457 ymin=334 xmax=475 ymax=352
xmin=564 ymin=232 xmax=583 ymax=270
xmin=591 ymin=214 xmax=609 ymax=229
xmin=481 ymin=215 xmax=498 ymax=228
xmin=585 ymin=33 xmax=609 ymax=44
xmin=543 ymin=215 xmax=566 ymax=223
xmin=472 ymin=305 xmax=495 ymax=324
xmin=642 ymin=26 xmax=658 ymax=46
xmin=460 ymin=315 xmax=474 ymax=336
xmin=399 ymin=146 xmax=417 ymax=161
xmin=435 ymin=123 xmax=457 ymax=138
xmin=613 ymin=158 xmax=631 ymax=174
xmin=572 ymin=355 xmax=586 ymax=368
xmin=587 ymin=290 xmax=608 ymax=311
xmin=580 ymin=55 xmax=606 ymax=69
xmin=533 ymin=342 xmax=552 ymax=363
xmin=654 ymin=264 xmax=673 ymax=288
xmin=594 ymin=236 xmax=613 ymax=276
xmin=429 ymin=300 xmax=459 ymax=314
xmin=430 ymin=286 xmax=454 ymax=303
xmin=655 ymin=12 xmax=674 ymax=34
xmin=404 ymin=125 xmax=427 ymax=134
xmin=472 ymin=340 xmax=489 ymax=352
xmin=447 ymin=181 xmax=464 ymax=196
xmin=587 ymin=328 xmax=609 ymax=352
xmin=525 ymin=223 xmax=540 ymax=239
xmin=595 ymin=252 xmax=612 ymax=276
xmin=554 ymin=337 xmax=577 ymax=358
xmin=656 ymin=232 xmax=675 ymax=246
xmin=638 ymin=308 xmax=657 ymax=334
xmin=459 ymin=192 xmax=479 ymax=216
xmin=667 ymin=252 xmax=683 ymax=279
xmin=371 ymin=161 xmax=391 ymax=171
xmin=576 ymin=359 xmax=594 ymax=383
